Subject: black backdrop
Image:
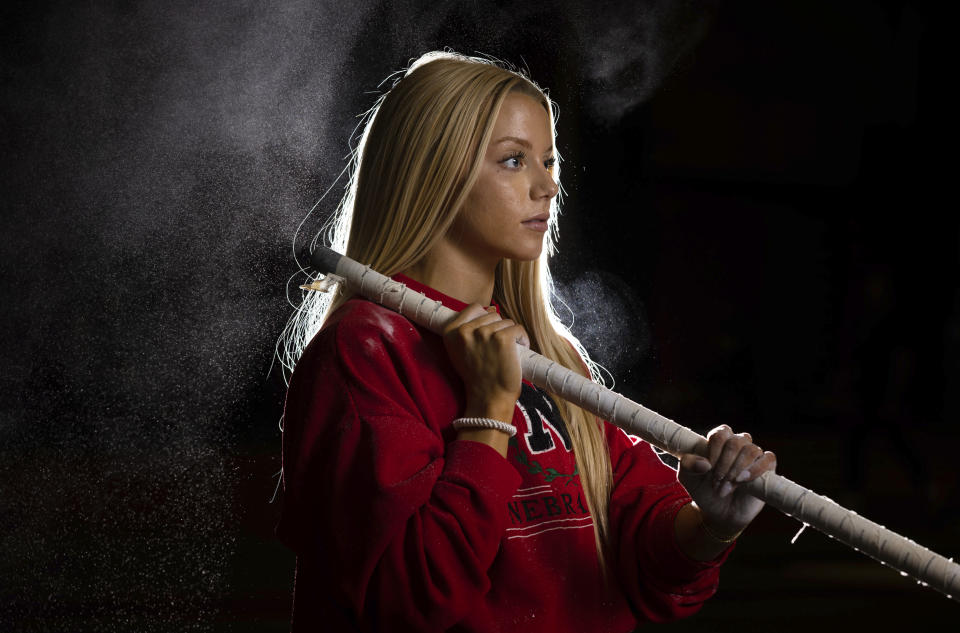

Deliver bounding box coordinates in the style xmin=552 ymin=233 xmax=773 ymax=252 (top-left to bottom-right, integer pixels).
xmin=2 ymin=1 xmax=956 ymax=631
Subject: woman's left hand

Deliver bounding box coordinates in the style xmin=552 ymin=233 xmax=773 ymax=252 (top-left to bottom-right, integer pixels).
xmin=677 ymin=424 xmax=777 ymax=539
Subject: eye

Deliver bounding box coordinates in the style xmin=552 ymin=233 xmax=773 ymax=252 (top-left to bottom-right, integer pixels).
xmin=544 ymin=156 xmax=556 ymax=170
xmin=501 ymin=151 xmax=525 ymax=169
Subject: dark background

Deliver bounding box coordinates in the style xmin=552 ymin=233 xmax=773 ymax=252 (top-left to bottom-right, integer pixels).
xmin=2 ymin=0 xmax=956 ymax=631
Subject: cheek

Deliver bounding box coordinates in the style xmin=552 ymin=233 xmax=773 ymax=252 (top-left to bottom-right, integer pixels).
xmin=454 ymin=193 xmax=494 ymax=239
xmin=459 ymin=168 xmax=527 ymax=234
xmin=485 ymin=177 xmax=525 ymax=213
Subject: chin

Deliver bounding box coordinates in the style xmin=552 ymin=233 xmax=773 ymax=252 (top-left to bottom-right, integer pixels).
xmin=497 ymin=238 xmax=546 ymax=263
xmin=505 ymin=249 xmax=544 ymax=263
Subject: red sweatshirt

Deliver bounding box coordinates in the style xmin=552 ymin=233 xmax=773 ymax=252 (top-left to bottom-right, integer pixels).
xmin=277 ymin=274 xmax=731 ymax=632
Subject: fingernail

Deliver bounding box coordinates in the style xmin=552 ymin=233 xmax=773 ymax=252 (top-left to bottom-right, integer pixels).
xmin=720 ymin=481 xmax=733 ymax=498
xmin=736 ymin=469 xmax=751 ymax=483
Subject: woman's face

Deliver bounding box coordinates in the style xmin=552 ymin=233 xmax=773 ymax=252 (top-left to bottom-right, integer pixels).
xmin=446 ymin=92 xmax=559 ymax=265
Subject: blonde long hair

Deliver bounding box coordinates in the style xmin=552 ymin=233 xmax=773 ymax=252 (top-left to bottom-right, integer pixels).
xmin=279 ymin=51 xmax=614 ymax=565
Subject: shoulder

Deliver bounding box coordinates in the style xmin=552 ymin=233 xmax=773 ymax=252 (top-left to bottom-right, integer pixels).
xmin=287 ymin=297 xmax=438 ymax=413
xmin=293 ymin=297 xmax=443 ymax=396
xmin=304 ymin=297 xmax=424 ymax=361
xmin=288 ymin=296 xmax=457 ymax=428
xmin=331 ymin=297 xmax=419 ymax=338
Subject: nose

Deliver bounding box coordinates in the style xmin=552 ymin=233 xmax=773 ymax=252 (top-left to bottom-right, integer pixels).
xmin=532 ymin=168 xmax=559 ymax=200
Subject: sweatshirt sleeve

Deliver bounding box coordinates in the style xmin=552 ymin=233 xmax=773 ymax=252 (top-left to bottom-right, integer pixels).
xmin=278 ymin=306 xmax=522 ymax=631
xmin=606 ymin=424 xmax=733 ymax=623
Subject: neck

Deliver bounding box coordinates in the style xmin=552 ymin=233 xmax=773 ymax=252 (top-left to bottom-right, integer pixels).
xmin=401 ymin=245 xmax=499 ymax=307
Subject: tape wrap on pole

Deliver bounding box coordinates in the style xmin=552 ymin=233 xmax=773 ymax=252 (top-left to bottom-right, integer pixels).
xmin=311 ymin=246 xmax=960 ymax=602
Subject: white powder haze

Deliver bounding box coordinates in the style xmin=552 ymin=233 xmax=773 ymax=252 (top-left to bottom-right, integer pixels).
xmin=2 ymin=2 xmax=383 ymax=629
xmin=0 ymin=1 xmax=721 ymax=628
xmin=554 ymin=270 xmax=653 ymax=391
xmin=572 ymin=0 xmax=718 ymax=122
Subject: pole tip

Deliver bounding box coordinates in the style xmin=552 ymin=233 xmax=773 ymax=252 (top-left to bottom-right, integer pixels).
xmin=309 ymin=246 xmax=343 ymax=274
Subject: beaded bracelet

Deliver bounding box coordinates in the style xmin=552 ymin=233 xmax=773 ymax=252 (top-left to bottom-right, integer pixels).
xmin=452 ymin=417 xmax=517 ymax=437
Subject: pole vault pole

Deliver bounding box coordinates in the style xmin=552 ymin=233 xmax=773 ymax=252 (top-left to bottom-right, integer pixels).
xmin=305 ymin=246 xmax=960 ymax=603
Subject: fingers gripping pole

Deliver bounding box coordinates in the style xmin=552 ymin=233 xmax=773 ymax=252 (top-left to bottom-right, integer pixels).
xmin=311 ymin=247 xmax=960 ymax=602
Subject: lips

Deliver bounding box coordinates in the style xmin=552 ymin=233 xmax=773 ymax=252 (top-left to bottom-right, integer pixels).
xmin=522 ymin=213 xmax=550 ymax=233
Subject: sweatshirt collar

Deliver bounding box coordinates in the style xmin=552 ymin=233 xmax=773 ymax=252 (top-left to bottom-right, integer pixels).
xmin=391 ymin=272 xmax=501 ymax=315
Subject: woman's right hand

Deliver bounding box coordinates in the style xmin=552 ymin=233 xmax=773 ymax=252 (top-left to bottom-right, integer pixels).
xmin=442 ymin=303 xmax=529 ymax=423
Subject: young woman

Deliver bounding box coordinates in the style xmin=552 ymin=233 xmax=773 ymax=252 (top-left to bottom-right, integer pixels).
xmin=277 ymin=51 xmax=776 ymax=632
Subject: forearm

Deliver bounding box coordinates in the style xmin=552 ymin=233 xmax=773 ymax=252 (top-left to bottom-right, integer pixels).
xmin=674 ymin=501 xmax=739 ymax=562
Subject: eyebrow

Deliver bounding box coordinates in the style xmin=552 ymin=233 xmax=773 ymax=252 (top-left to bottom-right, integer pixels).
xmin=493 ymin=136 xmax=554 ymax=154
